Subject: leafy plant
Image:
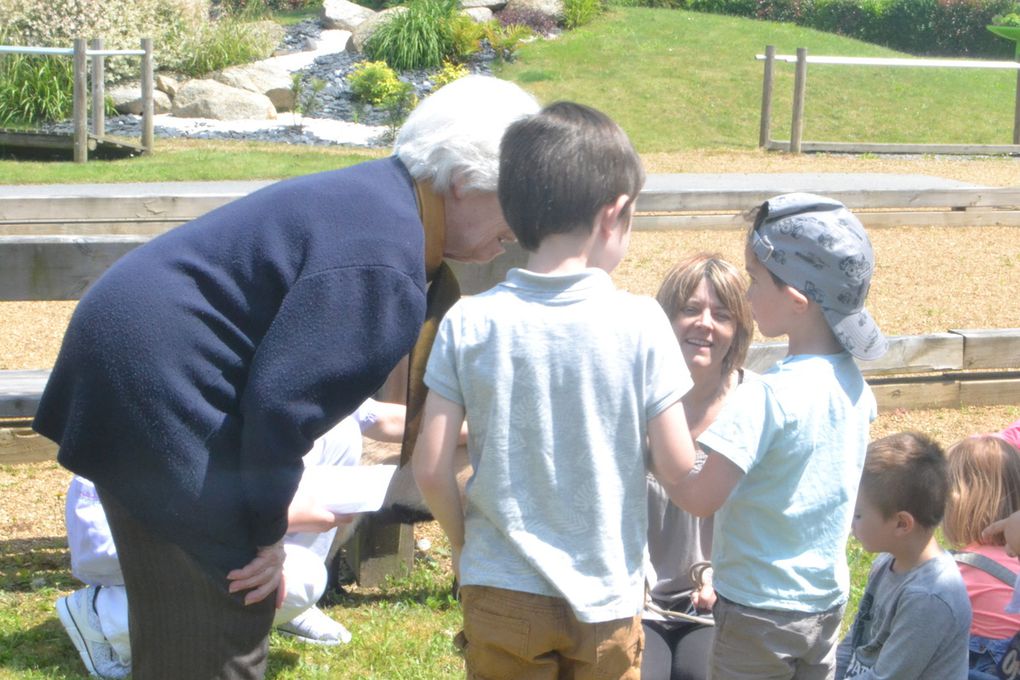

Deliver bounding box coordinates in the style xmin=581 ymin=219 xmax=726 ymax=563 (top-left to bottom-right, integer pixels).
xmin=363 ymin=0 xmax=460 ymax=70
xmin=483 ymin=20 xmax=534 ymax=62
xmin=497 ymin=5 xmax=559 ymax=33
xmin=289 ymin=72 xmax=326 ymax=128
xmin=161 ymin=15 xmax=283 ymax=77
xmin=432 ymin=60 xmax=469 ymax=89
xmin=0 ymin=49 xmax=75 ymax=124
xmin=992 ymin=10 xmax=1020 ymax=25
xmin=564 ymin=0 xmax=605 ymax=28
xmin=348 ymin=60 xmax=407 ymax=106
xmin=448 ymin=12 xmax=486 ymax=62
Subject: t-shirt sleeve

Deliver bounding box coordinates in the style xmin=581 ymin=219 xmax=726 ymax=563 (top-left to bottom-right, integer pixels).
xmin=423 ymin=305 xmax=465 ymax=406
xmin=643 ymin=302 xmax=692 ymax=420
xmin=697 ymin=379 xmax=780 ymax=473
xmin=239 ymin=265 xmax=424 ymax=547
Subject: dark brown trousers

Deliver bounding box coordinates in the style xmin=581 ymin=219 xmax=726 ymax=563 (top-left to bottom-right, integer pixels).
xmin=97 ymin=488 xmax=277 ymax=680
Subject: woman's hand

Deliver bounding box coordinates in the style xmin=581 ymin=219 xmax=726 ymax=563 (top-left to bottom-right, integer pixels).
xmin=287 ymin=491 xmax=354 ymax=534
xmin=227 ymin=540 xmax=286 ymax=606
xmin=984 ymin=510 xmax=1020 ymax=558
xmin=690 ymin=564 xmax=716 ymax=612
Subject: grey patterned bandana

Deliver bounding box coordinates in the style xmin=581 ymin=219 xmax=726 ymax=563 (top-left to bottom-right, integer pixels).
xmin=750 ymin=193 xmax=888 ymax=361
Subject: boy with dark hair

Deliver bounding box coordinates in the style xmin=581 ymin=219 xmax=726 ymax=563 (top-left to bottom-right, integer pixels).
xmin=836 ymin=432 xmax=972 ymax=679
xmin=413 ymin=101 xmax=698 ymax=679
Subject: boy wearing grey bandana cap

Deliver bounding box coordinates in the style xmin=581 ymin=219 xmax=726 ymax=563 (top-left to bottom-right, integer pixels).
xmin=662 ymin=194 xmax=887 ymax=679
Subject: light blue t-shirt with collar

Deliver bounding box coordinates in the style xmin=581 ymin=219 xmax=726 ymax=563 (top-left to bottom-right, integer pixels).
xmin=425 ymin=267 xmax=691 ymax=623
xmin=698 ymin=352 xmax=876 ymax=613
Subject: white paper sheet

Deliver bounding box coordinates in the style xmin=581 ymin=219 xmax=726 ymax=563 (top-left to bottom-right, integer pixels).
xmin=296 ymin=464 xmax=397 ymax=514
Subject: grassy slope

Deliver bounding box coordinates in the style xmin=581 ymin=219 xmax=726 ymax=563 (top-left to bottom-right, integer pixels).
xmin=499 ymin=7 xmax=1020 ymax=152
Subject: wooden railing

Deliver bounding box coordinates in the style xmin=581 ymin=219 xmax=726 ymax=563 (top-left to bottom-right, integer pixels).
xmin=756 ymin=45 xmax=1020 ymax=154
xmin=0 ymin=37 xmax=154 ymax=161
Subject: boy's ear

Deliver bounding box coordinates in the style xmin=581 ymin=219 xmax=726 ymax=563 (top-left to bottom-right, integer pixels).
xmin=783 ymin=284 xmax=810 ymax=313
xmin=893 ymin=510 xmax=916 ymax=535
xmin=597 ymin=194 xmax=634 ymax=236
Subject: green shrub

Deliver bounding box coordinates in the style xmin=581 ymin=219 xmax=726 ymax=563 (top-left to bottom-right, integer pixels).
xmin=564 ymin=0 xmax=606 ymax=28
xmin=629 ymin=0 xmax=1019 ymax=57
xmin=994 ymin=10 xmax=1020 ymax=24
xmin=348 ymin=60 xmax=409 ymax=105
xmin=364 ymin=0 xmax=459 ymax=70
xmin=482 ymin=20 xmax=533 ymax=61
xmin=161 ymin=16 xmax=282 ymax=76
xmin=432 ymin=60 xmax=469 ymax=88
xmin=449 ymin=12 xmax=485 ymax=62
xmin=2 ymin=0 xmax=209 ymax=82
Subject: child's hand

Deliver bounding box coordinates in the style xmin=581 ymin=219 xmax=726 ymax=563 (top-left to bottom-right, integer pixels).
xmin=690 ymin=563 xmax=716 ymax=612
xmin=983 ymin=510 xmax=1020 ymax=557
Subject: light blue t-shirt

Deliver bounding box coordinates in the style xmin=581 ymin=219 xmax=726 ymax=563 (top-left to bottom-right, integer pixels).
xmin=698 ymin=352 xmax=876 ymax=612
xmin=425 ymin=267 xmax=691 ymax=623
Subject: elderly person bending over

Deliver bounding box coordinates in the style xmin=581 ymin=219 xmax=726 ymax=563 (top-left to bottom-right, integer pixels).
xmin=34 ymin=76 xmax=539 ymax=680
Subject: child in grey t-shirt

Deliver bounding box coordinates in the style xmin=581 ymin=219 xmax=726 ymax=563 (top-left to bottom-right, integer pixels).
xmin=836 ymin=432 xmax=971 ymax=679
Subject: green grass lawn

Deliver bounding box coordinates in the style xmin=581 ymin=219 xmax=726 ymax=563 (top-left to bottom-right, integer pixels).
xmin=4 ymin=7 xmax=1019 ymax=182
xmin=499 ymin=7 xmax=1020 ymax=152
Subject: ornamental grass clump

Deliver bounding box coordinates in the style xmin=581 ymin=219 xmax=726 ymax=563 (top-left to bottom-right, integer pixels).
xmin=161 ymin=15 xmax=283 ymax=76
xmin=364 ymin=0 xmax=460 ymax=70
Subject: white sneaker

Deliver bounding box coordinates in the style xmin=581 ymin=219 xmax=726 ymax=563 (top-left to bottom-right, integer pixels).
xmin=55 ymin=586 xmax=130 ymax=679
xmin=276 ymin=606 xmax=353 ymax=646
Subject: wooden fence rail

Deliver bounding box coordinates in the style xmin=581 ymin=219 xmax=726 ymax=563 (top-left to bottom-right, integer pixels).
xmin=0 ymin=38 xmax=154 ymax=161
xmin=756 ymin=45 xmax=1020 ymax=154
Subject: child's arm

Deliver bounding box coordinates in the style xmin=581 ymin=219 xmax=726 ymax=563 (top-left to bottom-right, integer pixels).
xmin=984 ymin=509 xmax=1020 ymax=557
xmin=412 ymin=391 xmax=467 ymax=573
xmin=648 ymin=402 xmax=741 ymax=517
xmin=361 ymin=398 xmax=469 ymax=446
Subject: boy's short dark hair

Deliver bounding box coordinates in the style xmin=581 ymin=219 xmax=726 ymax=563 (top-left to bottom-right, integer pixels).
xmin=498 ymin=101 xmax=645 ymax=252
xmin=860 ymin=431 xmax=948 ymax=529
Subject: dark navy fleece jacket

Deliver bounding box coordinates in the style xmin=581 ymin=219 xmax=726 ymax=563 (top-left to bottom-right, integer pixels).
xmin=34 ymin=157 xmax=427 ymax=574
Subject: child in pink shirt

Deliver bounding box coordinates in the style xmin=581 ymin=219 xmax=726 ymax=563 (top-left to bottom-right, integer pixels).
xmin=944 ymin=434 xmax=1020 ymax=676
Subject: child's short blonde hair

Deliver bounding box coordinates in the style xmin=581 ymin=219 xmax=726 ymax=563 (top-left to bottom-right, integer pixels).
xmin=860 ymin=431 xmax=947 ymax=529
xmin=943 ymin=435 xmax=1020 ymax=548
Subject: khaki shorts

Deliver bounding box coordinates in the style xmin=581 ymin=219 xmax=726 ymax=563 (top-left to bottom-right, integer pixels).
xmin=710 ymin=595 xmax=843 ymax=680
xmin=459 ymin=585 xmax=643 ymax=680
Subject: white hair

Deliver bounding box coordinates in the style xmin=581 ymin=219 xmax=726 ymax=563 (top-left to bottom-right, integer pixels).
xmin=393 ymin=75 xmax=540 ymax=194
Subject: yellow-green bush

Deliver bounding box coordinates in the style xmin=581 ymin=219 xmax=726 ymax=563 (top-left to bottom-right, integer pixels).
xmin=348 ymin=60 xmax=409 ymax=106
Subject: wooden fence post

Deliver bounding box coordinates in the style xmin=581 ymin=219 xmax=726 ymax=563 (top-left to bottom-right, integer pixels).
xmin=1013 ymin=62 xmax=1020 ymax=145
xmin=141 ymin=38 xmax=154 ymax=155
xmin=759 ymin=45 xmax=775 ymax=148
xmin=90 ymin=38 xmax=104 ymax=140
xmin=790 ymin=47 xmax=807 ymax=153
xmin=72 ymin=38 xmax=88 ymax=164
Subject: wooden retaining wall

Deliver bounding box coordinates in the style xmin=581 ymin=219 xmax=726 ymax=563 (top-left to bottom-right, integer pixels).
xmin=2 ymin=177 xmax=1018 ymax=465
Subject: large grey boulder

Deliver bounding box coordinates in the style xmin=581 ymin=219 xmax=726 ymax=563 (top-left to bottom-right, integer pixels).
xmin=461 ymin=0 xmax=506 ymax=9
xmin=172 ymin=79 xmax=277 ymax=120
xmin=155 ymin=73 xmax=181 ymax=99
xmin=215 ymin=62 xmax=295 ymax=112
xmin=348 ymin=6 xmax=407 ymax=53
xmin=462 ymin=6 xmax=493 ymax=21
xmin=322 ymin=0 xmax=376 ymax=31
xmin=108 ymin=83 xmax=172 ymax=115
xmin=502 ymin=0 xmax=563 ymax=19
